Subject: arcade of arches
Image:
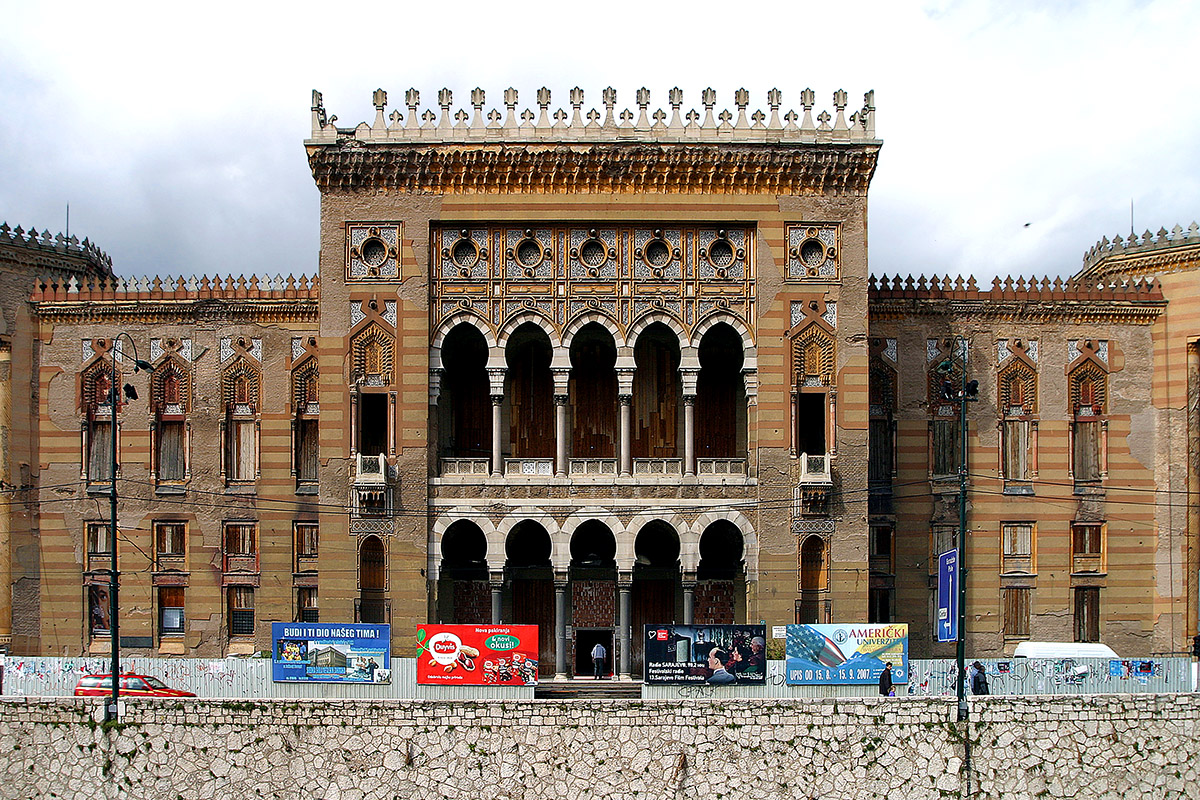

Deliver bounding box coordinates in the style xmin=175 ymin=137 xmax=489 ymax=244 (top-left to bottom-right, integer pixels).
xmin=431 ymin=517 xmax=752 ymax=678
xmin=434 ymin=318 xmax=749 ymax=475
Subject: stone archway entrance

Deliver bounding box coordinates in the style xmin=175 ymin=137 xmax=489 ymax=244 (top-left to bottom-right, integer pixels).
xmin=506 ymin=520 xmax=555 ymax=677
xmin=630 ymin=521 xmax=680 ymax=677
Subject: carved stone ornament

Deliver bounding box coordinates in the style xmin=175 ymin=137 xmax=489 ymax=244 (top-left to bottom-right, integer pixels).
xmin=346 ymin=223 xmax=401 ymax=281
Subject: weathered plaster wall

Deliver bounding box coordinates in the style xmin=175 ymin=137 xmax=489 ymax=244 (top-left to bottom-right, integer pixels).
xmin=0 ymin=695 xmax=1196 ymax=800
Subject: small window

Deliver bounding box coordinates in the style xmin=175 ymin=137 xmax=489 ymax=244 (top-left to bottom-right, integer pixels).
xmin=795 ymin=393 xmax=826 ymax=457
xmin=868 ymin=418 xmax=893 ymax=483
xmin=159 ymin=587 xmax=185 ymax=635
xmin=1003 ymin=587 xmax=1031 ymax=637
xmin=1071 ymin=523 xmax=1104 ymax=574
xmin=228 ymin=587 xmax=255 ymax=637
xmin=227 ymin=419 xmax=256 ymax=481
xmin=931 ymin=418 xmax=961 ymax=476
xmin=157 ymin=420 xmax=186 ymax=482
xmin=155 ymin=522 xmax=186 ymax=560
xmin=1074 ymin=587 xmax=1100 ymax=642
xmin=932 ymin=525 xmax=957 ymax=561
xmin=868 ymin=587 xmax=893 ymax=624
xmin=1001 ymin=523 xmax=1035 ymax=574
xmin=869 ymin=525 xmax=893 ymax=574
xmin=1001 ymin=419 xmax=1030 ymax=481
xmin=298 ymin=587 xmax=319 ymax=623
xmin=1072 ymin=420 xmax=1102 ymax=482
xmin=86 ymin=522 xmax=112 ymax=556
xmin=224 ymin=523 xmax=257 ymax=556
xmin=87 ymin=420 xmax=114 ymax=482
xmin=295 ymin=522 xmax=319 ymax=572
xmin=296 ymin=418 xmax=319 ymax=484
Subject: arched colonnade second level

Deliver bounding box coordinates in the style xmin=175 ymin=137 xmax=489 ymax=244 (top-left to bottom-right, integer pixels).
xmin=429 ymin=311 xmax=758 ymax=480
xmin=427 ymin=508 xmax=759 ymax=678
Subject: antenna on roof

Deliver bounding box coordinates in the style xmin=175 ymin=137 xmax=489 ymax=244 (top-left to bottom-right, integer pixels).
xmin=66 ymin=203 xmax=69 ymax=240
xmin=1129 ymin=199 xmax=1134 ymax=240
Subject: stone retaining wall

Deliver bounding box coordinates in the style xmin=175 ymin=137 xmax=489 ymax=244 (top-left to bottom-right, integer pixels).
xmin=0 ymin=695 xmax=1196 ymax=799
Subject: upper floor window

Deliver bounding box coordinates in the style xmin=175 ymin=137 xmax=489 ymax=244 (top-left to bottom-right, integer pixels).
xmin=1001 ymin=522 xmax=1035 ymax=575
xmin=221 ymin=355 xmax=261 ymax=485
xmin=295 ymin=522 xmax=319 ymax=573
xmin=1071 ymin=522 xmax=1105 ymax=574
xmin=152 ymin=358 xmax=191 ymax=485
xmin=154 ymin=521 xmax=186 ymax=571
xmin=223 ymin=521 xmax=258 ymax=573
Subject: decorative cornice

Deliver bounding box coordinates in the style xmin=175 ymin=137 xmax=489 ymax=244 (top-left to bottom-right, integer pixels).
xmin=1077 ymin=222 xmax=1200 ymax=280
xmin=307 ymin=142 xmax=880 ymax=196
xmin=868 ymin=274 xmax=1165 ymax=325
xmin=0 ymin=222 xmax=113 ymax=276
xmin=306 ymin=86 xmax=881 ymax=196
xmin=32 ymin=275 xmax=320 ymax=323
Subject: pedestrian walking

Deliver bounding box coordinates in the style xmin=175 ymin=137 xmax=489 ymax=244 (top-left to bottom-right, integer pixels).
xmin=879 ymin=662 xmax=894 ymax=696
xmin=591 ymin=641 xmax=608 ymax=679
xmin=971 ymin=661 xmax=990 ymax=695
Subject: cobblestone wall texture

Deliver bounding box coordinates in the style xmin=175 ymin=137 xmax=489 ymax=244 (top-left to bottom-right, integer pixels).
xmin=0 ymin=695 xmax=1197 ymax=799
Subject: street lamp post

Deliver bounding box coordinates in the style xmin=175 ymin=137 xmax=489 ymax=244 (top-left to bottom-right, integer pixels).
xmin=105 ymin=334 xmax=153 ymax=723
xmin=937 ymin=337 xmax=977 ymax=722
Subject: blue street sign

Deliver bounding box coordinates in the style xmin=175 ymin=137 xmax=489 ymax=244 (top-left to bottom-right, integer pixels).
xmin=937 ymin=549 xmax=959 ymax=643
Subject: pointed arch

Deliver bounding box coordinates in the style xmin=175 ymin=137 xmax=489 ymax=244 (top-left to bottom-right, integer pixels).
xmin=497 ymin=312 xmax=561 ymax=350
xmin=998 ymin=359 xmax=1037 ymax=416
xmin=430 ymin=312 xmax=497 ymax=370
xmin=563 ymin=311 xmax=624 ymax=350
xmin=628 ymin=311 xmax=687 ymax=350
xmin=152 ymin=356 xmax=191 ymax=414
xmin=792 ymin=323 xmax=836 ymax=388
xmin=350 ymin=322 xmax=394 ymax=386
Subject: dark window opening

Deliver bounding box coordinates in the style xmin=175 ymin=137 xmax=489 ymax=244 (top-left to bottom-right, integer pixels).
xmin=1074 ymin=588 xmax=1099 ymax=642
xmin=296 ymin=418 xmax=319 ymax=482
xmin=796 ymin=393 xmax=826 ymax=456
xmin=228 ymin=587 xmax=255 ymax=637
xmin=159 ymin=587 xmax=185 ymax=635
xmin=868 ymin=588 xmax=893 ymax=624
xmin=157 ymin=420 xmax=186 ymax=481
xmin=932 ymin=418 xmax=962 ymax=475
xmin=359 ymin=393 xmax=388 ymax=457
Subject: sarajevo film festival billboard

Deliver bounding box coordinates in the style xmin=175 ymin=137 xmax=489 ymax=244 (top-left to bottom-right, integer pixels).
xmin=416 ymin=625 xmax=539 ymax=686
xmin=272 ymin=623 xmax=391 ymax=684
xmin=643 ymin=624 xmax=768 ymax=685
xmin=785 ymin=623 xmax=908 ymax=685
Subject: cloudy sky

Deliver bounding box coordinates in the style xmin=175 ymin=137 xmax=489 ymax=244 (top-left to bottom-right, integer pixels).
xmin=2 ymin=0 xmax=1197 ymax=282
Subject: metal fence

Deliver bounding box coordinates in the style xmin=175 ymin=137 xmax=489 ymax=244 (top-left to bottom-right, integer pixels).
xmin=0 ymin=656 xmax=532 ymax=700
xmin=1 ymin=655 xmax=1192 ymax=700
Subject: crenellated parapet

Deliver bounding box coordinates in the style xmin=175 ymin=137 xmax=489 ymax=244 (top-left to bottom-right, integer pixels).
xmin=869 ymin=274 xmax=1165 ymax=324
xmin=0 ymin=222 xmax=113 ymax=276
xmin=1079 ymin=222 xmax=1200 ymax=278
xmin=306 ymin=86 xmax=881 ymax=196
xmin=31 ymin=274 xmax=320 ymax=322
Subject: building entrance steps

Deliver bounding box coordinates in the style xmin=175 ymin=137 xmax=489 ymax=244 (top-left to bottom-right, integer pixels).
xmin=534 ymin=679 xmax=643 ymax=700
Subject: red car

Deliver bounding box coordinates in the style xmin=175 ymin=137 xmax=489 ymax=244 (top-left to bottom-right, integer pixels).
xmin=74 ymin=673 xmax=195 ymax=698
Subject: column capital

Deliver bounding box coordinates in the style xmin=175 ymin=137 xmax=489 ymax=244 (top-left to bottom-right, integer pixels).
xmin=618 ymin=393 xmax=633 ymax=406
xmin=554 ymin=394 xmax=570 ymax=406
xmin=491 ymin=394 xmax=504 ymax=406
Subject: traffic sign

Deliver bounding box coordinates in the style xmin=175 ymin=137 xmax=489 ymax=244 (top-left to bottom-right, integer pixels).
xmin=937 ymin=549 xmax=959 ymax=643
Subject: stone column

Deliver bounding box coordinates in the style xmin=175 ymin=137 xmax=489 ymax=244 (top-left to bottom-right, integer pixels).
xmin=618 ymin=573 xmax=632 ymax=679
xmin=490 ymin=395 xmax=504 ymax=477
xmin=490 ymin=574 xmax=504 ymax=624
xmin=554 ymin=577 xmax=568 ymax=678
xmin=683 ymin=395 xmax=696 ymax=476
xmin=618 ymin=394 xmax=633 ymax=476
xmin=682 ymin=576 xmax=696 ymax=624
xmin=554 ymin=395 xmax=569 ymax=477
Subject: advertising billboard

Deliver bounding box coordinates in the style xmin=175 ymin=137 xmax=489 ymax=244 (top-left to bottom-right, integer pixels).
xmin=785 ymin=623 xmax=908 ymax=685
xmin=643 ymin=624 xmax=767 ymax=685
xmin=271 ymin=623 xmax=391 ymax=684
xmin=415 ymin=625 xmax=539 ymax=686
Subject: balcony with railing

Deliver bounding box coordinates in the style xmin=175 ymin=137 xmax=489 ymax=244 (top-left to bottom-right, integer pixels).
xmin=795 ymin=453 xmax=833 ymax=517
xmin=798 ymin=453 xmax=832 ymax=485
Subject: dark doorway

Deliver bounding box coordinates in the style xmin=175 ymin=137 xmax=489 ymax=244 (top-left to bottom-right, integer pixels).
xmin=630 ymin=521 xmax=681 ymax=676
xmin=574 ymin=629 xmax=614 ymax=678
xmin=439 ymin=324 xmax=491 ymax=458
xmin=438 ymin=520 xmax=489 ymax=624
xmin=506 ymin=520 xmax=555 ymax=677
xmin=696 ymin=324 xmax=746 ymax=458
xmin=570 ymin=323 xmax=618 ymax=458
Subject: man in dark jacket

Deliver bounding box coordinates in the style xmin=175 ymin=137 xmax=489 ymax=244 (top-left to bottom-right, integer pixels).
xmin=971 ymin=661 xmax=990 ymax=695
xmin=879 ymin=662 xmax=894 ymax=696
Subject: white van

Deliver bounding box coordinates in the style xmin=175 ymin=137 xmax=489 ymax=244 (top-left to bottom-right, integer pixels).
xmin=1012 ymin=641 xmax=1119 ymax=659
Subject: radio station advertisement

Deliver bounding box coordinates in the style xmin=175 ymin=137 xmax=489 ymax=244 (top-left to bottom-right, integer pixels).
xmin=785 ymin=623 xmax=908 ymax=685
xmin=416 ymin=625 xmax=539 ymax=686
xmin=643 ymin=624 xmax=768 ymax=685
xmin=271 ymin=623 xmax=391 ymax=684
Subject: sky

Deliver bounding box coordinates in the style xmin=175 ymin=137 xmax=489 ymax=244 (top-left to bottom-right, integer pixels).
xmin=1 ymin=0 xmax=1198 ymax=283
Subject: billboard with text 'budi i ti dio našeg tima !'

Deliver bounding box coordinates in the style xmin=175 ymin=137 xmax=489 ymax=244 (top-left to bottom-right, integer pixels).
xmin=416 ymin=625 xmax=539 ymax=686
xmin=785 ymin=624 xmax=908 ymax=685
xmin=643 ymin=625 xmax=768 ymax=685
xmin=272 ymin=623 xmax=391 ymax=684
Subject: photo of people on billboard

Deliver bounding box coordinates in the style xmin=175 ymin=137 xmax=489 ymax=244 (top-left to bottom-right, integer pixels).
xmin=416 ymin=625 xmax=539 ymax=686
xmin=785 ymin=623 xmax=908 ymax=685
xmin=271 ymin=623 xmax=391 ymax=684
xmin=643 ymin=624 xmax=767 ymax=685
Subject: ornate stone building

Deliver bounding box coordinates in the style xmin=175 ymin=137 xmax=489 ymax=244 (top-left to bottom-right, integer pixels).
xmin=3 ymin=86 xmax=1196 ymax=669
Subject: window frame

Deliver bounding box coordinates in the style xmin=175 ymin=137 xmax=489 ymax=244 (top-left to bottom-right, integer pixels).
xmin=1073 ymin=587 xmax=1100 ymax=642
xmin=1001 ymin=522 xmax=1036 ymax=575
xmin=1002 ymin=586 xmax=1031 ymax=638
xmin=222 ymin=521 xmax=259 ymax=573
xmin=1070 ymin=522 xmax=1106 ymax=574
xmin=158 ymin=586 xmax=185 ymax=636
xmin=227 ymin=586 xmax=256 ymax=638
xmin=294 ymin=521 xmax=319 ymax=573
xmin=153 ymin=520 xmax=187 ymax=570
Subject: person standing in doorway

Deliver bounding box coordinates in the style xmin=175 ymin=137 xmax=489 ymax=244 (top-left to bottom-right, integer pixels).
xmin=591 ymin=641 xmax=608 ymax=679
xmin=879 ymin=662 xmax=895 ymax=696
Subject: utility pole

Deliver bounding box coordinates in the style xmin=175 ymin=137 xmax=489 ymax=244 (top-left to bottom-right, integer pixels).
xmin=938 ymin=337 xmax=977 ymax=722
xmin=105 ymin=334 xmax=153 ymax=723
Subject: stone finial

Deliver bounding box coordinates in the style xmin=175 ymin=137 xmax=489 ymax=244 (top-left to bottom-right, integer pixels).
xmin=311 ymin=90 xmax=327 ymax=129
xmin=504 ymin=88 xmax=518 ymax=129
xmin=635 ymin=88 xmax=650 ymax=129
xmin=817 ymin=110 xmax=831 ymax=130
xmin=373 ymin=88 xmax=387 ymax=111
xmin=570 ymin=87 xmax=584 ymax=108
xmin=767 ymin=88 xmax=782 ymax=129
xmin=800 ymin=88 xmax=815 ymax=109
xmin=471 ymin=87 xmax=485 ymax=108
xmin=536 ymin=87 xmax=551 ymax=128
xmin=701 ymin=87 xmax=716 ymax=128
xmin=437 ymin=89 xmax=453 ymax=130
xmin=405 ymin=89 xmax=420 ymax=130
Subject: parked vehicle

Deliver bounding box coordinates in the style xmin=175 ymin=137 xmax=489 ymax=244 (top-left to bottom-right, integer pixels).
xmin=1012 ymin=642 xmax=1119 ymax=660
xmin=73 ymin=673 xmax=195 ymax=698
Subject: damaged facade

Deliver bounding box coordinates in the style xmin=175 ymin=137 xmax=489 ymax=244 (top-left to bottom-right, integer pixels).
xmin=0 ymin=85 xmax=1195 ymax=669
